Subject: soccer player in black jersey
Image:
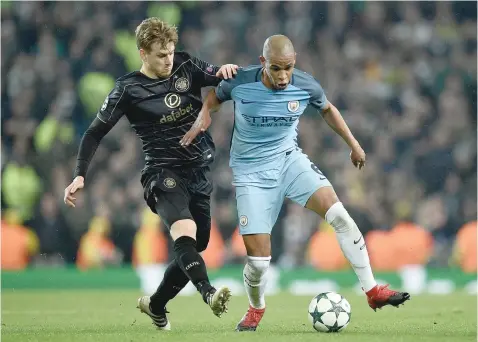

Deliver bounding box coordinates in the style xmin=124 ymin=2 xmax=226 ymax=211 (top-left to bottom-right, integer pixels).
xmin=63 ymin=18 xmax=238 ymax=329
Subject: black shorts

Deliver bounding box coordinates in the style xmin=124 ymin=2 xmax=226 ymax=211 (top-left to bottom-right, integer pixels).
xmin=141 ymin=166 xmax=213 ymax=251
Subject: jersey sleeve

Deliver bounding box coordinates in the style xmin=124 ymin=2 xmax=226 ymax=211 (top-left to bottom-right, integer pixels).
xmin=309 ymin=79 xmax=328 ymax=111
xmin=215 ymin=79 xmax=236 ymax=103
xmin=189 ymin=55 xmax=221 ymax=87
xmin=97 ymin=82 xmax=128 ymax=126
xmin=73 ymin=117 xmax=113 ymax=179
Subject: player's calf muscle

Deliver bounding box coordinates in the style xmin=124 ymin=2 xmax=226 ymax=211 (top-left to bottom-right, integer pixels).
xmin=170 ymin=219 xmax=197 ymax=241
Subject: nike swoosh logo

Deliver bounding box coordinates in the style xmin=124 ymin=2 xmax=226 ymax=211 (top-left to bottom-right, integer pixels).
xmin=241 ymin=100 xmax=259 ymax=104
xmin=353 ymin=236 xmax=363 ymax=244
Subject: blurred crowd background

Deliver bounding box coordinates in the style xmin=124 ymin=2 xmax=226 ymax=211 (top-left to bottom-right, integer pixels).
xmin=1 ymin=1 xmax=476 ymax=273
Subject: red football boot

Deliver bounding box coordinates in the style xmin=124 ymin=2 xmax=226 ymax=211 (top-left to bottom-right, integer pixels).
xmin=235 ymin=305 xmax=266 ymax=331
xmin=366 ymin=284 xmax=410 ymax=311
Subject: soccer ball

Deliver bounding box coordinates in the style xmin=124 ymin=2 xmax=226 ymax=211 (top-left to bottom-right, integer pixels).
xmin=307 ymin=292 xmax=351 ymax=333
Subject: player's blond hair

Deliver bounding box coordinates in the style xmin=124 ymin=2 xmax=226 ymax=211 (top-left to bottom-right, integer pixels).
xmin=135 ymin=17 xmax=179 ymax=52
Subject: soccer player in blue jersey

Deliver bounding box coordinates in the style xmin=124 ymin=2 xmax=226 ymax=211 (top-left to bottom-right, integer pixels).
xmin=181 ymin=35 xmax=410 ymax=331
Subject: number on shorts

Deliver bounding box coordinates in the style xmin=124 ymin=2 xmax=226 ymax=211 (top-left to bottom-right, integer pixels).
xmin=311 ymin=163 xmax=326 ymax=180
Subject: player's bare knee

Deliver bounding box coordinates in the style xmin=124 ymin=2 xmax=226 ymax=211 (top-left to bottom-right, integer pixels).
xmin=170 ymin=219 xmax=197 ymax=241
xmin=306 ymin=186 xmax=339 ymax=218
xmin=324 ymin=202 xmax=357 ymax=234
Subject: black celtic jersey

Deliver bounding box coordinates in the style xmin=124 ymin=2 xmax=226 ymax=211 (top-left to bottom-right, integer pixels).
xmin=74 ymin=52 xmax=222 ymax=179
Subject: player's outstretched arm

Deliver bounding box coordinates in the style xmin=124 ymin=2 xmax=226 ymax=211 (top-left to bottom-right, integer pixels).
xmin=321 ymin=102 xmax=366 ymax=170
xmin=63 ymin=117 xmax=113 ymax=207
xmin=180 ymin=89 xmax=221 ymax=147
xmin=65 ymin=82 xmax=127 ymax=207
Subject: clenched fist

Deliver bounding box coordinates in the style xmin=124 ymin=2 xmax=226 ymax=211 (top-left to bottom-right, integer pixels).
xmin=350 ymin=146 xmax=366 ymax=170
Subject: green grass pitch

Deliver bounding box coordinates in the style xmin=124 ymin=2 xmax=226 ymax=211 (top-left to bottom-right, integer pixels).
xmin=2 ymin=289 xmax=476 ymax=342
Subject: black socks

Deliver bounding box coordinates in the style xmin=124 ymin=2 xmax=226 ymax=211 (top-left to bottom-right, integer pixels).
xmin=149 ymin=259 xmax=189 ymax=313
xmin=173 ymin=236 xmax=214 ymax=303
xmin=148 ymin=235 xmax=214 ymax=311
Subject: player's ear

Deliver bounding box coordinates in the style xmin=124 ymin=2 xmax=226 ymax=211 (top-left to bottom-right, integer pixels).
xmin=259 ymin=56 xmax=266 ymax=66
xmin=139 ymin=48 xmax=147 ymax=63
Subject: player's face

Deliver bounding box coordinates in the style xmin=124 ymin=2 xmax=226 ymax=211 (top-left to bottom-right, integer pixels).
xmin=260 ymin=53 xmax=296 ymax=90
xmin=141 ymin=41 xmax=175 ymax=78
